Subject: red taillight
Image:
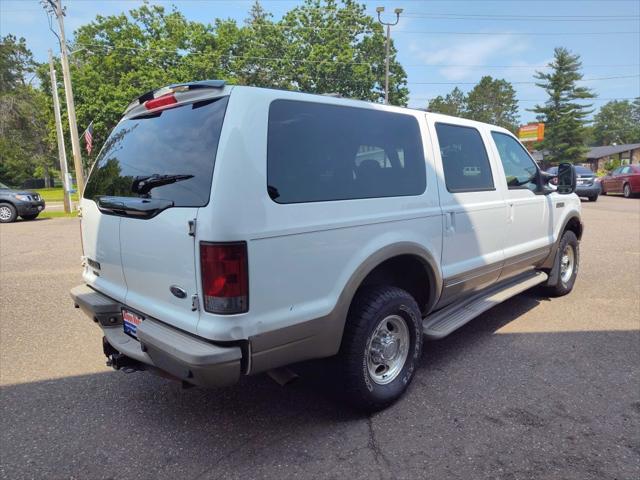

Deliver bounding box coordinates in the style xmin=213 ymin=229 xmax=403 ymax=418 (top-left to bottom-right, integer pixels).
xmin=200 ymin=242 xmax=248 ymax=314
xmin=144 ymin=93 xmax=177 ymax=110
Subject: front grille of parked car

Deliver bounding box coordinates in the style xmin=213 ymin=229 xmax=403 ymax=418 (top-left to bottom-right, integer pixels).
xmin=577 ymin=176 xmax=594 ymax=186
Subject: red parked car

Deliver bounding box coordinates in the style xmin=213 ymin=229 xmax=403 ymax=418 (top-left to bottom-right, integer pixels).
xmin=600 ymin=165 xmax=640 ymax=198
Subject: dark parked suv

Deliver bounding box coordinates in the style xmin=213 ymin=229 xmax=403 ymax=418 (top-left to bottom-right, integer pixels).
xmin=0 ymin=182 xmax=46 ymax=223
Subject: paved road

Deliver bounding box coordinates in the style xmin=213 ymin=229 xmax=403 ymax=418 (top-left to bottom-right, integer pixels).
xmin=1 ymin=195 xmax=639 ymax=480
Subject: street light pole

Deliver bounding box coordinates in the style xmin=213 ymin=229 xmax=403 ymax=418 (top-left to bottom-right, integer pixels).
xmin=376 ymin=6 xmax=403 ymax=105
xmin=48 ymin=49 xmax=72 ymax=213
xmin=44 ymin=0 xmax=85 ymax=197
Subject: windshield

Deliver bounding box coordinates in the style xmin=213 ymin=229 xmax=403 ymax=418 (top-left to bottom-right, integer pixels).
xmin=0 ymin=182 xmax=9 ymax=189
xmin=83 ymin=96 xmax=228 ymax=207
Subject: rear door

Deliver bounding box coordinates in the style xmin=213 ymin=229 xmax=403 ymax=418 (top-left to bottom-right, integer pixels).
xmin=83 ymin=95 xmax=228 ymax=334
xmin=429 ymin=120 xmax=507 ymax=306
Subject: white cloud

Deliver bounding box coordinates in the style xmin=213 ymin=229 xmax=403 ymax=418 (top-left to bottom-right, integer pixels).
xmin=410 ymin=34 xmax=530 ymax=81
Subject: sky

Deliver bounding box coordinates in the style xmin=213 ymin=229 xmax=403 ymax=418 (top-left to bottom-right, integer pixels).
xmin=1 ymin=0 xmax=639 ymax=123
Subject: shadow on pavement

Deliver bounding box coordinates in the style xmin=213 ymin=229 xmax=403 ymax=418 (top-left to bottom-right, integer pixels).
xmin=2 ymin=291 xmax=638 ymax=480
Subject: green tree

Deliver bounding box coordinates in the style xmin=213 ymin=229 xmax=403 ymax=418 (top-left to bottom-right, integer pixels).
xmin=0 ymin=35 xmax=54 ymax=186
xmin=57 ymin=4 xmax=223 ymax=168
xmin=40 ymin=0 xmax=409 ymax=167
xmin=465 ymin=76 xmax=519 ymax=132
xmin=273 ymin=0 xmax=408 ymax=104
xmin=427 ymin=87 xmax=466 ymax=117
xmin=532 ymin=47 xmax=595 ymax=164
xmin=593 ymin=99 xmax=640 ymax=145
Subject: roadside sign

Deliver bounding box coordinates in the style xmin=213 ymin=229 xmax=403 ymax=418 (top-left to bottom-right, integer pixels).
xmin=518 ymin=123 xmax=545 ymax=143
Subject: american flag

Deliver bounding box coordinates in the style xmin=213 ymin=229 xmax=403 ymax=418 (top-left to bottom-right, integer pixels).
xmin=84 ymin=121 xmax=94 ymax=155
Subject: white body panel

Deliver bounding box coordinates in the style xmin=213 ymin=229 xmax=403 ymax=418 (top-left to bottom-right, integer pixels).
xmin=120 ymin=208 xmax=200 ymax=335
xmin=80 ymin=85 xmax=581 ymax=353
xmin=81 ymin=199 xmax=127 ymax=303
xmin=427 ymin=117 xmax=507 ymax=296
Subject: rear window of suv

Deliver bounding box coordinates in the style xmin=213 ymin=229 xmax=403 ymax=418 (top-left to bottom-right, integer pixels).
xmin=267 ymin=100 xmax=426 ymax=203
xmin=84 ymin=96 xmax=228 ymax=207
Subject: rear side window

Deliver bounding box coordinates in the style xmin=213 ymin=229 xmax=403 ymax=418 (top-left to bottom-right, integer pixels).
xmin=84 ymin=97 xmax=228 ymax=207
xmin=267 ymin=100 xmax=426 ymax=203
xmin=435 ymin=123 xmax=494 ymax=193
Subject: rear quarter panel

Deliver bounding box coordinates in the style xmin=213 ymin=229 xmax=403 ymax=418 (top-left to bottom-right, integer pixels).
xmin=194 ymin=88 xmax=443 ymax=343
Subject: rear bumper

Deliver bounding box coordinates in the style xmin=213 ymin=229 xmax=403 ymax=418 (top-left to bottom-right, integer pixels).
xmin=70 ymin=284 xmax=242 ymax=387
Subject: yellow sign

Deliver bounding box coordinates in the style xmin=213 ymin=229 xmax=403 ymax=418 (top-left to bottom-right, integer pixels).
xmin=518 ymin=123 xmax=545 ymax=143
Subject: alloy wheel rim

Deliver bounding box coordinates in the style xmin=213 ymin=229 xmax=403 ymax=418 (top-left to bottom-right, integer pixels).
xmin=366 ymin=314 xmax=410 ymax=385
xmin=624 ymin=185 xmax=630 ymax=197
xmin=560 ymin=245 xmax=575 ymax=283
xmin=0 ymin=206 xmax=11 ymax=221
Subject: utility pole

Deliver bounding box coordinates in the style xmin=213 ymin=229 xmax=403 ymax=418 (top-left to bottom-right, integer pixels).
xmin=376 ymin=6 xmax=403 ymax=105
xmin=44 ymin=0 xmax=85 ymax=197
xmin=48 ymin=49 xmax=72 ymax=213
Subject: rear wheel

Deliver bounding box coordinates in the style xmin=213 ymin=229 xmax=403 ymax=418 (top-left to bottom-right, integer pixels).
xmin=0 ymin=203 xmax=17 ymax=223
xmin=546 ymin=231 xmax=579 ymax=297
xmin=20 ymin=213 xmax=39 ymax=220
xmin=623 ymin=183 xmax=632 ymax=198
xmin=337 ymin=286 xmax=423 ymax=411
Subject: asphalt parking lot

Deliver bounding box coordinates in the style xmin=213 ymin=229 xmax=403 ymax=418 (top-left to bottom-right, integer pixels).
xmin=1 ymin=195 xmax=639 ymax=480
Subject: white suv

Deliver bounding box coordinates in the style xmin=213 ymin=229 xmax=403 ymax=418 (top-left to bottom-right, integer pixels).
xmin=71 ymin=81 xmax=582 ymax=410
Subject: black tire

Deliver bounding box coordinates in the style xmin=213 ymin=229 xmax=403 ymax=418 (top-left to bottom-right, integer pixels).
xmin=623 ymin=183 xmax=632 ymax=198
xmin=20 ymin=213 xmax=39 ymax=220
xmin=336 ymin=286 xmax=423 ymax=412
xmin=0 ymin=203 xmax=17 ymax=223
xmin=588 ymin=195 xmax=598 ymax=202
xmin=545 ymin=230 xmax=579 ymax=297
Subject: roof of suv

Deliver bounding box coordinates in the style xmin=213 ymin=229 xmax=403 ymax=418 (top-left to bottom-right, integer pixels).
xmin=125 ymin=80 xmax=512 ymax=134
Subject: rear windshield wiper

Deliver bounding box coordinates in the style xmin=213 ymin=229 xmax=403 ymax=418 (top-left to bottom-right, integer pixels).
xmin=131 ymin=174 xmax=194 ymax=196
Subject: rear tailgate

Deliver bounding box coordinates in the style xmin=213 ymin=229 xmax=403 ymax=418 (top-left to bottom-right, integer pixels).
xmin=82 ymin=89 xmax=229 ymax=334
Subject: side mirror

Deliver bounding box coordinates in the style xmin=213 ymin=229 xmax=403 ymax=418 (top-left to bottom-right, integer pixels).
xmin=556 ymin=163 xmax=576 ymax=194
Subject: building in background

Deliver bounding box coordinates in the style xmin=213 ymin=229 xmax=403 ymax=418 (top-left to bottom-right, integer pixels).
xmin=585 ymin=144 xmax=640 ymax=171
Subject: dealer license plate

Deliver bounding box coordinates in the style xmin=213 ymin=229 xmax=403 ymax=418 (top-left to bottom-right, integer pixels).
xmin=122 ymin=309 xmax=144 ymax=339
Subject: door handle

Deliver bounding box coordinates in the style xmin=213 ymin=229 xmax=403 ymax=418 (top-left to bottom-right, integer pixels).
xmin=445 ymin=211 xmax=455 ymax=234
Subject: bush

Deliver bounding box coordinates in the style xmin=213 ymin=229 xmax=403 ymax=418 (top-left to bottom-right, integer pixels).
xmin=603 ymin=158 xmax=621 ymax=172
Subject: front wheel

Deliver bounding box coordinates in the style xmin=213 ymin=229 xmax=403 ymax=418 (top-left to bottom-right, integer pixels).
xmin=20 ymin=213 xmax=39 ymax=220
xmin=337 ymin=286 xmax=423 ymax=411
xmin=588 ymin=195 xmax=598 ymax=202
xmin=0 ymin=203 xmax=17 ymax=223
xmin=545 ymin=230 xmax=579 ymax=297
xmin=623 ymin=183 xmax=632 ymax=198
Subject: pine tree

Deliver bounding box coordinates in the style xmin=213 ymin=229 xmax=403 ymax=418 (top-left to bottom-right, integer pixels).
xmin=465 ymin=76 xmax=519 ymax=132
xmin=532 ymin=47 xmax=595 ymax=164
xmin=427 ymin=87 xmax=466 ymax=117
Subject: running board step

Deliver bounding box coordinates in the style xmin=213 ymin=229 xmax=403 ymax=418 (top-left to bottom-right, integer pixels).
xmin=423 ymin=270 xmax=548 ymax=340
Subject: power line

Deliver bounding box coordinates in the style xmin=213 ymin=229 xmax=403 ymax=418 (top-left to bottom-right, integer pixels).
xmin=408 ymin=75 xmax=640 ymax=85
xmin=401 ymin=13 xmax=640 ymax=22
xmin=74 ymin=43 xmax=640 ymax=72
xmin=413 ymin=96 xmax=638 ymax=102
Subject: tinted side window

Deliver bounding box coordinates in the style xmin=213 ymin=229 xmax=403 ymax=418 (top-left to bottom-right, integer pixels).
xmin=84 ymin=97 xmax=228 ymax=207
xmin=435 ymin=123 xmax=494 ymax=193
xmin=491 ymin=131 xmax=538 ymax=191
xmin=267 ymin=100 xmax=426 ymax=203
